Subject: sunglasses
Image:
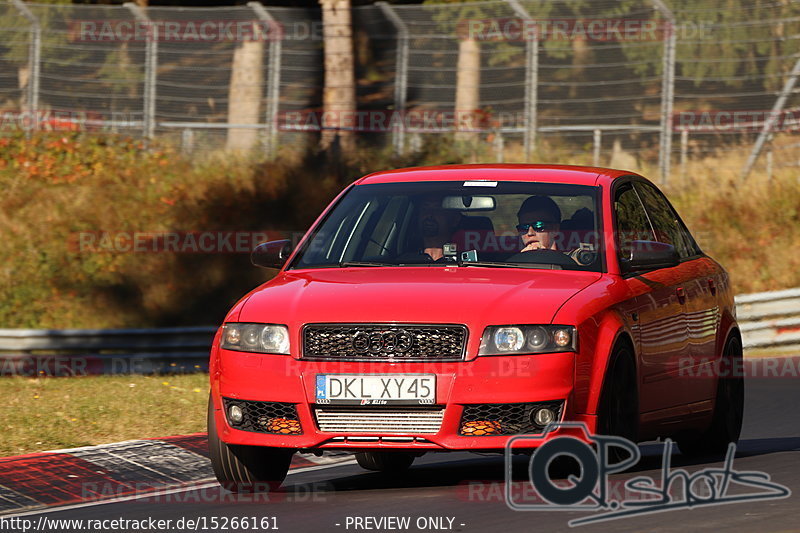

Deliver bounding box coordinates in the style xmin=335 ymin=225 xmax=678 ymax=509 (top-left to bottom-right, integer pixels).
xmin=516 ymin=221 xmax=558 ymax=233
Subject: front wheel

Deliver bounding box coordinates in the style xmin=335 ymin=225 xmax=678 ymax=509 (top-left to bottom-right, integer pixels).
xmin=677 ymin=336 xmax=744 ymax=458
xmin=597 ymin=346 xmax=639 ymax=464
xmin=207 ymin=397 xmax=294 ymax=492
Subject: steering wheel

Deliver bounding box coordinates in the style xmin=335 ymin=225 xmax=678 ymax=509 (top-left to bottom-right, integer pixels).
xmin=504 ymin=249 xmax=578 ymax=268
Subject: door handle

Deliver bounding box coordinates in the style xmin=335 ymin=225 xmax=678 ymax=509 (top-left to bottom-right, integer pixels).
xmin=707 ymin=278 xmax=717 ymax=295
xmin=676 ymin=287 xmax=686 ymax=303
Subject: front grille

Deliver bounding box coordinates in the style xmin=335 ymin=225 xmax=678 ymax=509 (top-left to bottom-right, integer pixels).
xmin=459 ymin=402 xmax=564 ymax=436
xmin=302 ymin=324 xmax=467 ymax=361
xmin=223 ymin=398 xmax=302 ymax=434
xmin=315 ymin=407 xmax=445 ymax=434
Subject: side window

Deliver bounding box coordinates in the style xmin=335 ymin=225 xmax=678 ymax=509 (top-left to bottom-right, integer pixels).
xmin=634 ymin=182 xmax=698 ymax=259
xmin=614 ymin=183 xmax=653 ymax=259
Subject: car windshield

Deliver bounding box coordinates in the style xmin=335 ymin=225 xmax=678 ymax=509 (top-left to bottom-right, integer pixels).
xmin=289 ymin=181 xmax=603 ymax=272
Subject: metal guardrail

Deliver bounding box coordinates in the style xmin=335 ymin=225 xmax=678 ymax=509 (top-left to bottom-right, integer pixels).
xmin=0 ymin=326 xmax=216 ymax=376
xmin=735 ymin=288 xmax=800 ymax=352
xmin=0 ymin=288 xmax=797 ymax=375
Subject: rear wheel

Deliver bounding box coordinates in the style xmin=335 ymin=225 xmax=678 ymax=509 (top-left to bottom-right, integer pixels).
xmin=677 ymin=336 xmax=744 ymax=458
xmin=207 ymin=397 xmax=294 ymax=492
xmin=355 ymin=451 xmax=415 ymax=472
xmin=597 ymin=345 xmax=639 ymax=464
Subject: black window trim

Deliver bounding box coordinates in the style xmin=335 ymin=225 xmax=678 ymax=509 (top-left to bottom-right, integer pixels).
xmin=288 ymin=180 xmax=606 ymax=272
xmin=632 ymin=180 xmax=704 ymax=262
xmin=610 ymin=175 xmax=706 ymax=278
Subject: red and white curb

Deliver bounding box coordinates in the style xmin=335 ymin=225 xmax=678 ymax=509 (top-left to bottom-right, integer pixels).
xmin=0 ymin=433 xmax=351 ymax=516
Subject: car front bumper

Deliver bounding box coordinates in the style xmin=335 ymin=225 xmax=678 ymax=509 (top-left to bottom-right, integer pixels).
xmin=211 ymin=349 xmax=596 ymax=450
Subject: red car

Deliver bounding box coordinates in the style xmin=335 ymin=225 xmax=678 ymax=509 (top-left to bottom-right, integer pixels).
xmin=208 ymin=164 xmax=743 ymax=490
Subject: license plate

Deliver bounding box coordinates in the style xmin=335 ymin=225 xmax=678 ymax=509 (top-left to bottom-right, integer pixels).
xmin=315 ymin=374 xmax=436 ymax=405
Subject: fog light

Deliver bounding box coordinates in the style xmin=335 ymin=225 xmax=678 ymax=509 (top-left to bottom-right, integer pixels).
xmin=532 ymin=407 xmax=556 ymax=427
xmin=228 ymin=404 xmax=244 ymax=424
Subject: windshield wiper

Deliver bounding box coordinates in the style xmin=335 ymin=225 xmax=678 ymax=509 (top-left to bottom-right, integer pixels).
xmin=458 ymin=261 xmax=560 ymax=270
xmin=339 ymin=261 xmax=396 ymax=267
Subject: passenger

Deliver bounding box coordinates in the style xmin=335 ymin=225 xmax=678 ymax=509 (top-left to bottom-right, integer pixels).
xmin=416 ymin=195 xmax=462 ymax=261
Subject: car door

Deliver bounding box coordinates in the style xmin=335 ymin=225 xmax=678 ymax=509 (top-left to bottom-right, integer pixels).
xmin=613 ymin=181 xmax=690 ymax=416
xmin=635 ymin=182 xmax=720 ymax=407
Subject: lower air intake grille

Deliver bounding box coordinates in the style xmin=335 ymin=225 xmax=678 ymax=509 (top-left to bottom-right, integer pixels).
xmin=223 ymin=398 xmax=302 ymax=435
xmin=315 ymin=408 xmax=444 ymax=434
xmin=459 ymin=402 xmax=563 ymax=436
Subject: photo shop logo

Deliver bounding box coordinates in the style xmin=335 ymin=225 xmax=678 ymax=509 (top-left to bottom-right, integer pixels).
xmin=275 ymin=109 xmax=526 ymax=133
xmin=0 ymin=109 xmax=112 ymax=132
xmin=504 ymin=422 xmax=790 ymax=527
xmin=70 ymin=19 xmax=286 ymax=42
xmin=70 ymin=231 xmax=306 ymax=254
xmin=673 ymin=109 xmax=800 ymax=132
xmin=458 ymin=18 xmax=714 ymax=42
xmin=80 ymin=481 xmax=329 ymax=504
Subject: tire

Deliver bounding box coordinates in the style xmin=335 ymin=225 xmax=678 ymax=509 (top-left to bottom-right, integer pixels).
xmin=355 ymin=451 xmax=415 ymax=473
xmin=597 ymin=345 xmax=639 ymax=464
xmin=207 ymin=397 xmax=294 ymax=492
xmin=677 ymin=336 xmax=744 ymax=458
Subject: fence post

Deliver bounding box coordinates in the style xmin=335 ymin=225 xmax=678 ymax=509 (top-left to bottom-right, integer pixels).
xmin=124 ymin=3 xmax=157 ymax=139
xmin=679 ymin=127 xmax=688 ymax=175
xmin=593 ymin=128 xmax=601 ymax=166
xmin=12 ymin=0 xmax=40 ymax=129
xmin=377 ymin=2 xmax=408 ymax=156
xmin=651 ymin=0 xmax=676 ymax=185
xmin=493 ymin=129 xmax=504 ymax=163
xmin=181 ymin=128 xmax=194 ymax=155
xmin=249 ymin=2 xmax=282 ymax=157
xmin=766 ymin=147 xmax=773 ymax=183
xmin=740 ymin=56 xmax=800 ymax=182
xmin=506 ymin=0 xmax=537 ymax=160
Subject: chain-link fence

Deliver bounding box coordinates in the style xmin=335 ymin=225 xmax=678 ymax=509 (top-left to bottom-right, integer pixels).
xmin=0 ymin=0 xmax=798 ymax=181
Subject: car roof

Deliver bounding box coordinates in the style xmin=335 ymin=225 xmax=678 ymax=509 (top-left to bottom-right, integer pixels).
xmin=355 ymin=164 xmax=637 ymax=187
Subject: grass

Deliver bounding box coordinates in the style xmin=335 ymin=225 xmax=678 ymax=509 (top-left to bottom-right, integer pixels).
xmin=0 ymin=374 xmax=209 ymax=456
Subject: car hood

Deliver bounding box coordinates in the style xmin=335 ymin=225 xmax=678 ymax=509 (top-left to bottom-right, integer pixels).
xmin=238 ymin=267 xmax=602 ymax=326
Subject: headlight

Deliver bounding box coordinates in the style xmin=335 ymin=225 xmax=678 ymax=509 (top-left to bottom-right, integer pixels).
xmin=494 ymin=327 xmax=525 ymax=352
xmin=221 ymin=323 xmax=290 ymax=354
xmin=479 ymin=325 xmax=577 ymax=355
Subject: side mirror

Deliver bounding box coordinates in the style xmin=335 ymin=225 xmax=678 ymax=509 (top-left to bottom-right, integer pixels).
xmin=620 ymin=240 xmax=679 ymax=272
xmin=251 ymin=239 xmax=293 ymax=269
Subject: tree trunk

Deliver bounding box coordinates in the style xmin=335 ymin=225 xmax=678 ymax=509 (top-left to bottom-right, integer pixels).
xmin=569 ymin=37 xmax=590 ymax=99
xmin=319 ymin=0 xmax=356 ymax=154
xmin=226 ymin=39 xmax=265 ymax=153
xmin=455 ymin=37 xmax=480 ymax=143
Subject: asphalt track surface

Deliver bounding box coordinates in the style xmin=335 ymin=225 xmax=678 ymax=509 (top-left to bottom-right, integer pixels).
xmin=26 ymin=359 xmax=800 ymax=533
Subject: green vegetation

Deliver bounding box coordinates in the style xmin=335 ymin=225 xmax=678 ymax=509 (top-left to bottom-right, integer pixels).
xmin=0 ymin=131 xmax=470 ymax=329
xmin=0 ymin=374 xmax=209 ymax=456
xmin=0 ymin=130 xmax=797 ymax=330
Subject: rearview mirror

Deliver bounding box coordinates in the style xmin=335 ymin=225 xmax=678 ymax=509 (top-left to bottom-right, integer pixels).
xmin=441 ymin=195 xmax=496 ymax=211
xmin=251 ymin=239 xmax=293 ymax=269
xmin=620 ymin=241 xmax=679 ymax=272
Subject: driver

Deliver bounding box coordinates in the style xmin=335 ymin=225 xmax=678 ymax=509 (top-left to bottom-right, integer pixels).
xmin=516 ymin=196 xmax=596 ymax=266
xmin=516 ymin=195 xmax=562 ymax=253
